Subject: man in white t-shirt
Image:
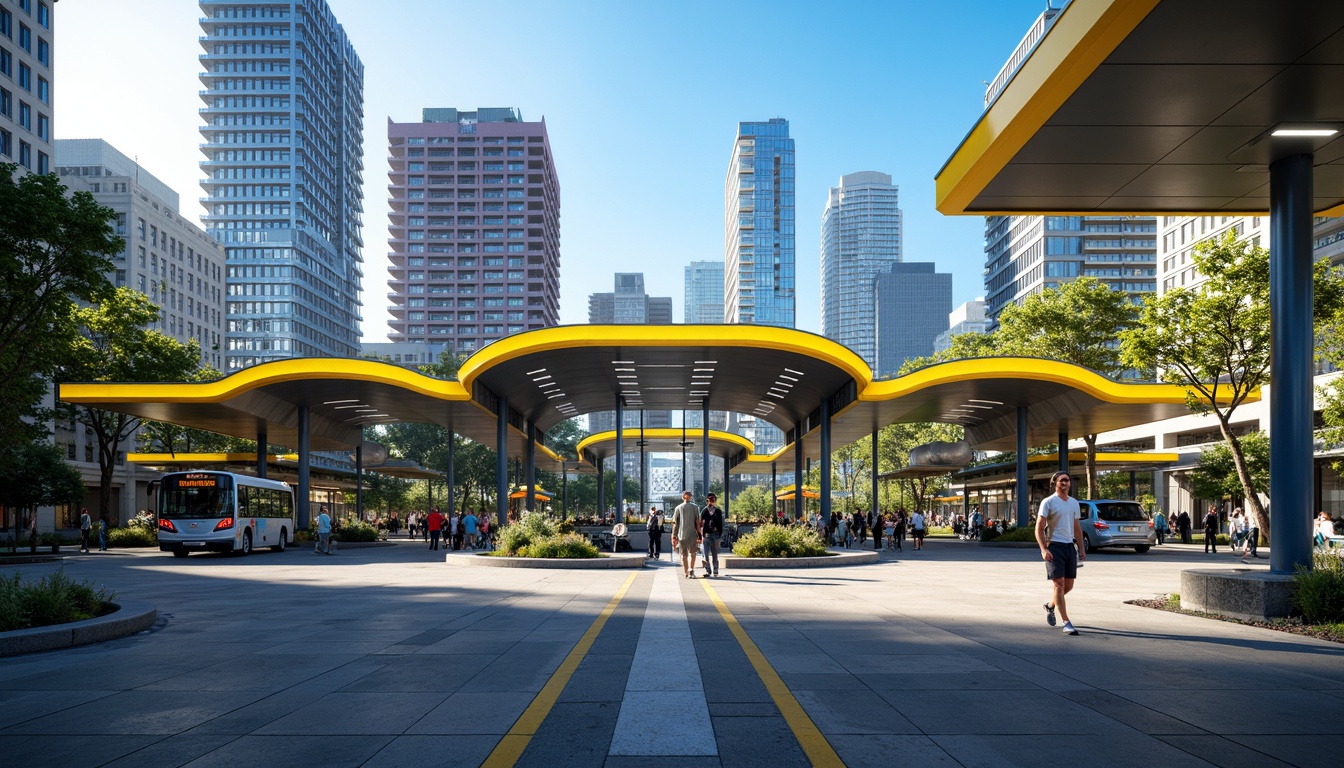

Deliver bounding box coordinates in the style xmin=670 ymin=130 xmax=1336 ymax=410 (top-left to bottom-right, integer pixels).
xmin=1035 ymin=471 xmax=1086 ymax=635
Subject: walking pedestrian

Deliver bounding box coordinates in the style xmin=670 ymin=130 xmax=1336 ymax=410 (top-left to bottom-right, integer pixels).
xmin=315 ymin=505 xmax=333 ymax=555
xmin=1203 ymin=506 xmax=1219 ymax=553
xmin=910 ymin=510 xmax=926 ymax=551
xmin=1153 ymin=509 xmax=1168 ymax=545
xmin=1036 ymin=471 xmax=1085 ymax=636
xmin=836 ymin=514 xmax=850 ymax=548
xmin=700 ymin=493 xmax=724 ymax=578
xmin=98 ymin=515 xmax=109 ymax=552
xmin=893 ymin=509 xmax=906 ymax=551
xmin=428 ymin=506 xmax=443 ymax=551
xmin=671 ymin=491 xmax=701 ymax=578
xmin=1177 ymin=510 xmax=1193 ymax=544
xmin=1229 ymin=509 xmax=1246 ymax=554
xmin=872 ymin=512 xmax=885 ymax=551
xmin=1241 ymin=508 xmax=1260 ymax=557
xmin=79 ymin=508 xmax=92 ymax=553
xmin=463 ymin=509 xmax=479 ymax=550
xmin=647 ymin=506 xmax=664 ymax=559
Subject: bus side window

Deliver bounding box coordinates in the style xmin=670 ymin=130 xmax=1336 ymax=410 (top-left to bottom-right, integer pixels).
xmin=237 ymin=486 xmax=249 ymax=517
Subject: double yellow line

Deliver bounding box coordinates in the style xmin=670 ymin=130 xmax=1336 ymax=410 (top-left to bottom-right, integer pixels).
xmin=483 ymin=571 xmax=843 ymax=767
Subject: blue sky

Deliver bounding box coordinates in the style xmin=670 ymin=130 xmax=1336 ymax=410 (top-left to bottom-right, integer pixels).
xmin=56 ymin=0 xmax=1050 ymax=339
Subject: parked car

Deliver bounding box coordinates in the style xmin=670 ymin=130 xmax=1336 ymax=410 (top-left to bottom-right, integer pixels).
xmin=1078 ymin=500 xmax=1155 ymax=553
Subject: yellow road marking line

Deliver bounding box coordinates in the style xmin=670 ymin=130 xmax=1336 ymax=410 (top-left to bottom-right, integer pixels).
xmin=699 ymin=579 xmax=845 ymax=768
xmin=481 ymin=572 xmax=639 ymax=768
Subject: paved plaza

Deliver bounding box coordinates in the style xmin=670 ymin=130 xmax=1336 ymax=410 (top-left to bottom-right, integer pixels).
xmin=1 ymin=538 xmax=1342 ymax=767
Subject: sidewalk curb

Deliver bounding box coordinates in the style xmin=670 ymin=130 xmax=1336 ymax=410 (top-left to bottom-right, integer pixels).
xmin=0 ymin=600 xmax=157 ymax=657
xmin=444 ymin=552 xmax=648 ymax=568
xmin=722 ymin=549 xmax=880 ymax=568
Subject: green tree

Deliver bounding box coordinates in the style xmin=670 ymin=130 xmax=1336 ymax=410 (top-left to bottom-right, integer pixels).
xmin=832 ymin=440 xmax=871 ymax=516
xmin=59 ymin=288 xmax=203 ymax=520
xmin=731 ymin=485 xmax=773 ymax=523
xmin=0 ymin=440 xmax=85 ymax=551
xmin=872 ymin=422 xmax=964 ymax=512
xmin=0 ymin=166 xmax=120 ymax=445
xmin=898 ymin=330 xmax=1005 ymax=375
xmin=1121 ymin=232 xmax=1344 ymax=540
xmin=1188 ymin=431 xmax=1270 ymax=505
xmin=361 ymin=472 xmax=413 ymax=520
xmin=996 ymin=277 xmax=1140 ymax=499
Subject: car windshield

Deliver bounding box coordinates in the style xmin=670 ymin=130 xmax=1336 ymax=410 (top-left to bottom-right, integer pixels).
xmin=1095 ymin=502 xmax=1147 ymax=521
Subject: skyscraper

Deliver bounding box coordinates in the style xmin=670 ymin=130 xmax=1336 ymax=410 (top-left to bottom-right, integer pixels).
xmin=198 ymin=0 xmax=365 ymax=370
xmin=385 ymin=108 xmax=561 ymax=354
xmin=874 ymin=262 xmax=952 ymax=377
xmin=934 ymin=298 xmax=987 ymax=353
xmin=820 ymin=171 xmax=902 ymax=366
xmin=1 ymin=0 xmax=54 ymax=174
xmin=683 ymin=260 xmax=724 ymax=324
xmin=588 ymin=273 xmax=671 ymax=325
xmin=724 ymin=119 xmax=794 ymax=327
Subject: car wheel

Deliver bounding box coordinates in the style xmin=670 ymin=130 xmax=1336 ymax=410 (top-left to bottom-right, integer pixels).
xmin=238 ymin=530 xmax=252 ymax=556
xmin=272 ymin=528 xmax=287 ymax=553
xmin=172 ymin=549 xmax=189 ymax=558
xmin=1134 ymin=544 xmax=1151 ymax=553
xmin=1083 ymin=535 xmax=1095 ymax=554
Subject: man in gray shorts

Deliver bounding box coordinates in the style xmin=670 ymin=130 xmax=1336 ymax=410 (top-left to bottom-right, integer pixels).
xmin=1035 ymin=471 xmax=1086 ymax=635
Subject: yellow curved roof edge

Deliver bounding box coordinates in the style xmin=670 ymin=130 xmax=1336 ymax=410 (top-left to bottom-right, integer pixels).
xmin=61 ymin=357 xmax=471 ymax=404
xmin=128 ymin=452 xmax=270 ymax=464
xmin=935 ymin=0 xmax=1157 ymax=214
xmin=456 ymin=324 xmax=873 ymax=392
xmin=577 ymin=428 xmax=756 ymax=456
xmin=865 ymin=357 xmax=1254 ymax=406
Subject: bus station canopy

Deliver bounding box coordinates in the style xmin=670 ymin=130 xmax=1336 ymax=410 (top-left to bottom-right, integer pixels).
xmin=576 ymin=429 xmax=756 ymax=470
xmin=62 ymin=325 xmax=1233 ymax=464
xmin=936 ymin=0 xmax=1344 ymax=216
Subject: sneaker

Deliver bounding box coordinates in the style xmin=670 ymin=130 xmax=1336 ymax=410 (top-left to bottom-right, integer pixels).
xmin=1044 ymin=603 xmax=1057 ymax=627
xmin=1062 ymin=622 xmax=1079 ymax=636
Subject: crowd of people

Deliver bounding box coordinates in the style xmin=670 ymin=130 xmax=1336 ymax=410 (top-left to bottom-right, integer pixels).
xmin=387 ymin=508 xmax=494 ymax=551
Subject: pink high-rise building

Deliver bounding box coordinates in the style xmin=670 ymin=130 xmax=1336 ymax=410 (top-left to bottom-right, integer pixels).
xmin=386 ymin=108 xmax=560 ymax=354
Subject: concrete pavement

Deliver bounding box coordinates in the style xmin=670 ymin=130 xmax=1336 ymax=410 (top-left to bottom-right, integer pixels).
xmin=1 ymin=536 xmax=1341 ymax=767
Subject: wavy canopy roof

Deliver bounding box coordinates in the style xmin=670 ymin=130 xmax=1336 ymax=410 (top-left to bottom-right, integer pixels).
xmin=59 ymin=325 xmax=1232 ymax=460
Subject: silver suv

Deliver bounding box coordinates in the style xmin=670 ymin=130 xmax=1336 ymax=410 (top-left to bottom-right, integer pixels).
xmin=1079 ymin=500 xmax=1155 ymax=553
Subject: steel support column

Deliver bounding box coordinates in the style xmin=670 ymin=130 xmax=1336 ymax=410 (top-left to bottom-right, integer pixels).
xmin=1058 ymin=428 xmax=1068 ymax=473
xmin=597 ymin=456 xmax=605 ymax=519
xmin=256 ymin=424 xmax=267 ymax=479
xmin=1269 ymin=153 xmax=1315 ymax=573
xmin=296 ymin=406 xmax=310 ymax=529
xmin=525 ymin=422 xmax=537 ymax=513
xmin=871 ymin=427 xmax=879 ymax=516
xmin=640 ymin=411 xmax=646 ymax=513
xmin=1016 ymin=406 xmax=1029 ymax=528
xmin=820 ymin=396 xmax=832 ymax=527
xmin=794 ymin=437 xmax=804 ymax=520
xmin=355 ymin=440 xmax=363 ymax=521
xmin=615 ymin=397 xmax=625 ymax=522
xmin=702 ymin=405 xmax=710 ymax=503
xmin=447 ymin=433 xmax=456 ymax=516
xmin=496 ymin=395 xmax=509 ymax=530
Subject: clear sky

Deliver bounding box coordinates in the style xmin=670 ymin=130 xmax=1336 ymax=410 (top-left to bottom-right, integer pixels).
xmin=56 ymin=0 xmax=1050 ymax=340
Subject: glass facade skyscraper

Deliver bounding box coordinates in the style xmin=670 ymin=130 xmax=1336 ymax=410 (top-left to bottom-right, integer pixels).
xmin=683 ymin=260 xmax=724 ymax=324
xmin=874 ymin=262 xmax=952 ymax=378
xmin=724 ymin=119 xmax=794 ymax=327
xmin=0 ymin=0 xmax=54 ymax=174
xmin=198 ymin=1 xmax=365 ymax=370
xmin=820 ymin=171 xmax=902 ymax=367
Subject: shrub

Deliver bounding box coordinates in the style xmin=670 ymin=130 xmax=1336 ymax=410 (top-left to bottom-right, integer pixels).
xmin=127 ymin=510 xmax=156 ymax=532
xmin=0 ymin=568 xmax=114 ymax=631
xmin=334 ymin=520 xmax=379 ymax=542
xmin=108 ymin=526 xmax=157 ymax=548
xmin=927 ymin=526 xmax=954 ymax=537
xmin=995 ymin=526 xmax=1038 ymax=542
xmin=733 ymin=524 xmax=828 ymax=558
xmin=1293 ymin=552 xmax=1344 ymax=623
xmin=520 ymin=533 xmax=600 ymax=559
xmin=495 ymin=512 xmax=559 ymax=556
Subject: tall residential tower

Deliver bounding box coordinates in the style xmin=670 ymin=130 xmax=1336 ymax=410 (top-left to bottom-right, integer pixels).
xmin=820 ymin=171 xmax=902 ymax=366
xmin=198 ymin=0 xmax=365 ymax=369
xmin=385 ymin=108 xmax=560 ymax=354
xmin=724 ymin=118 xmax=794 ymax=327
xmin=683 ymin=260 xmax=724 ymax=324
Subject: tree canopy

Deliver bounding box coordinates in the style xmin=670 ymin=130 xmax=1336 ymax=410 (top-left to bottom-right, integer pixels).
xmin=0 ymin=166 xmax=121 ymax=444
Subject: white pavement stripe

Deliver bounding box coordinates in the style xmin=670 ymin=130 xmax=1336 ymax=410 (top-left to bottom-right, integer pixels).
xmin=608 ymin=567 xmax=718 ymax=756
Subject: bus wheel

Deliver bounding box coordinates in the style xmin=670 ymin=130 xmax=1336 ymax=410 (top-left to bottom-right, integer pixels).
xmin=272 ymin=529 xmax=287 ymax=553
xmin=173 ymin=550 xmax=189 ymax=558
xmin=239 ymin=530 xmax=252 ymax=556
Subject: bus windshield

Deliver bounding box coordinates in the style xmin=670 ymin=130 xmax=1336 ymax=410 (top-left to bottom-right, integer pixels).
xmin=160 ymin=473 xmax=234 ymax=519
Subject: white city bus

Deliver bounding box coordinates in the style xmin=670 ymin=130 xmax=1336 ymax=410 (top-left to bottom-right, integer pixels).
xmin=156 ymin=471 xmax=295 ymax=557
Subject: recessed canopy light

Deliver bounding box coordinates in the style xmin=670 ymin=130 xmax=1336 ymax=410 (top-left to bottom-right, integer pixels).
xmin=963 ymin=404 xmax=994 ymax=409
xmin=323 ymin=399 xmax=360 ymax=405
xmin=784 ymin=368 xmax=804 ymax=376
xmin=615 ymin=367 xmax=636 ymax=372
xmin=544 ymin=388 xmax=561 ymax=394
xmin=967 ymin=399 xmax=1004 ymax=405
xmin=780 ymin=374 xmax=799 ymax=382
xmin=334 ymin=404 xmax=367 ymax=410
xmin=526 ymin=368 xmax=547 ymax=376
xmin=646 ymin=386 xmax=686 ymax=391
xmin=695 ymin=360 xmax=718 ymax=365
xmin=1271 ymin=128 xmax=1339 ymax=137
xmin=547 ymin=393 xmax=566 ymax=399
xmin=612 ymin=360 xmax=634 ymax=364
xmin=532 ymin=375 xmax=552 ymax=382
xmin=766 ymin=392 xmax=785 ymax=399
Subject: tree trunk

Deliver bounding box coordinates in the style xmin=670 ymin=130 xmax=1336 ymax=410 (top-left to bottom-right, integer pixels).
xmin=1083 ymin=434 xmax=1100 ymax=500
xmin=1220 ymin=420 xmax=1269 ymax=543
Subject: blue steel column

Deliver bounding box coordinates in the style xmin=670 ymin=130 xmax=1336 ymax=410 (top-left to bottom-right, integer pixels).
xmin=496 ymin=396 xmax=509 ymax=530
xmin=771 ymin=462 xmax=777 ymax=505
xmin=447 ymin=432 xmax=456 ymax=516
xmin=355 ymin=441 xmax=363 ymax=521
xmin=256 ymin=424 xmax=267 ymax=479
xmin=615 ymin=397 xmax=625 ymax=522
xmin=525 ymin=422 xmax=537 ymax=513
xmin=1016 ymin=406 xmax=1029 ymax=528
xmin=297 ymin=406 xmax=310 ymax=529
xmin=820 ymin=396 xmax=832 ymax=527
xmin=1058 ymin=428 xmax=1068 ymax=473
xmin=723 ymin=458 xmax=730 ymax=517
xmin=794 ymin=437 xmax=804 ymax=520
xmin=702 ymin=405 xmax=710 ymax=502
xmin=597 ymin=456 xmax=605 ymax=519
xmin=871 ymin=428 xmax=879 ymax=516
xmin=1270 ymin=153 xmax=1314 ymax=573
